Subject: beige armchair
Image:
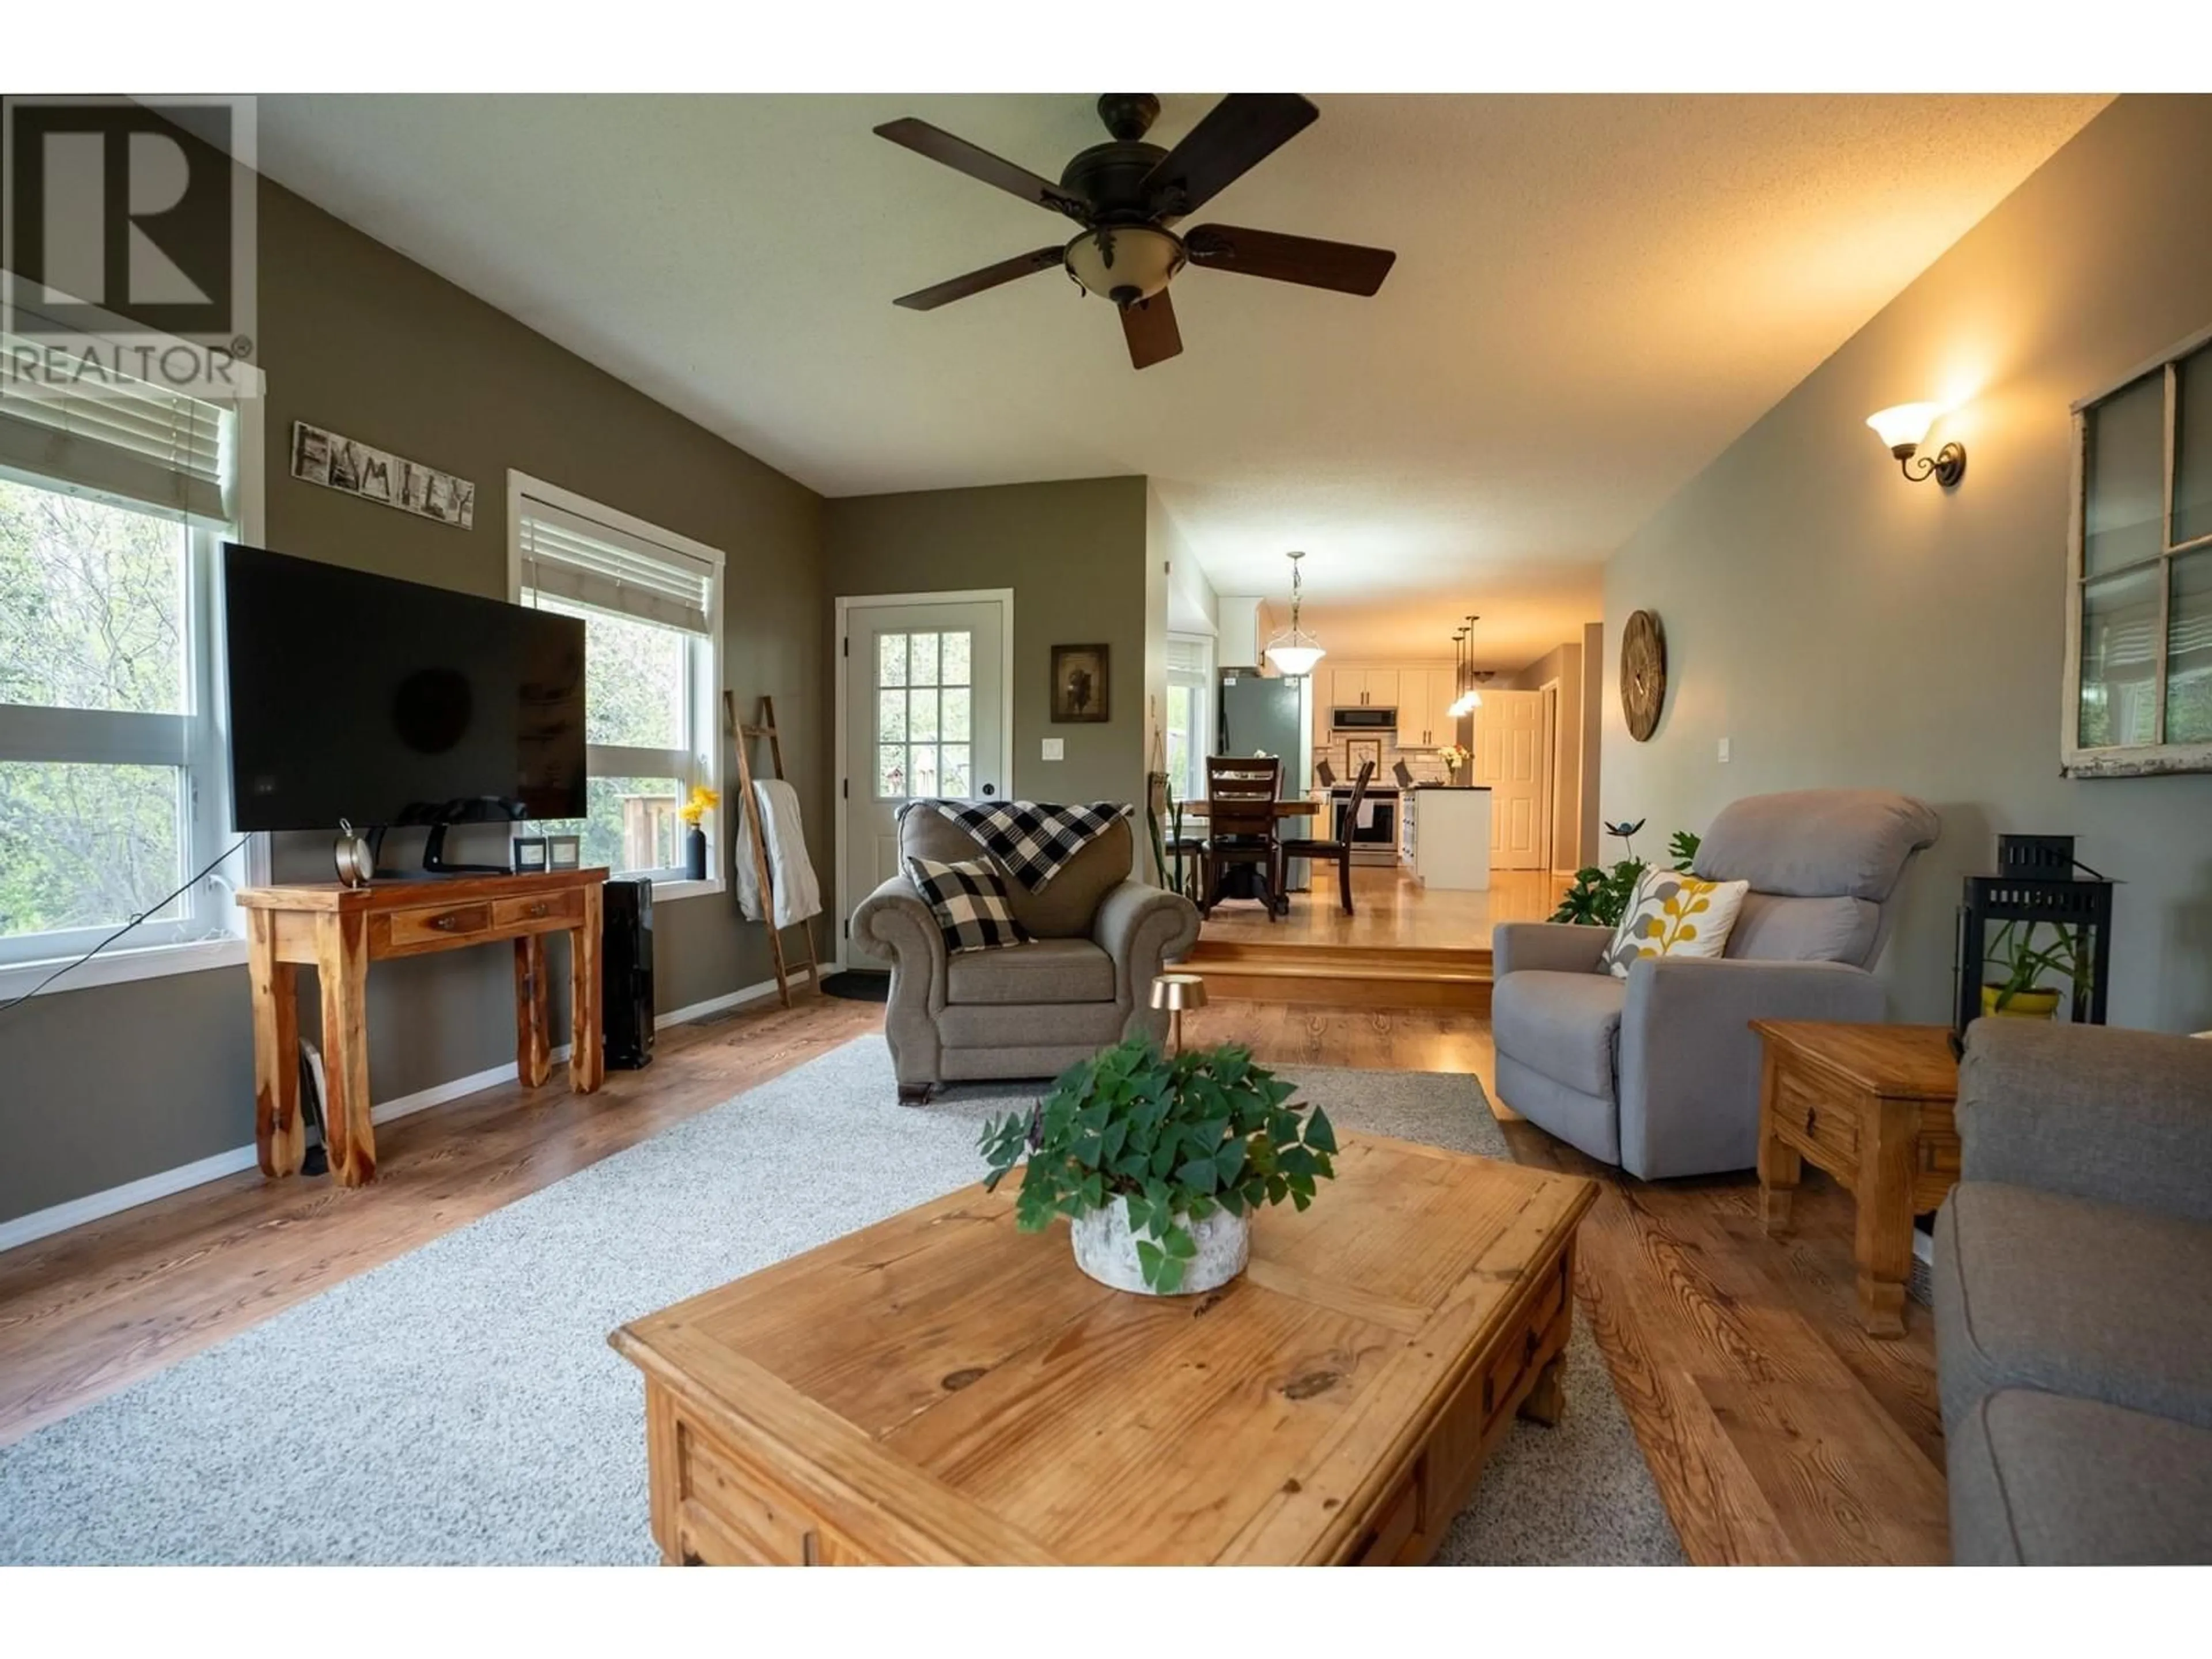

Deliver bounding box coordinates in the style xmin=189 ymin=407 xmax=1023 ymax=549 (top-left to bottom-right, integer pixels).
xmin=854 ymin=811 xmax=1200 ymax=1104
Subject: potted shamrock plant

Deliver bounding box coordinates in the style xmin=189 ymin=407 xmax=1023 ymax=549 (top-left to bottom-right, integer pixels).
xmin=979 ymin=1036 xmax=1338 ymax=1296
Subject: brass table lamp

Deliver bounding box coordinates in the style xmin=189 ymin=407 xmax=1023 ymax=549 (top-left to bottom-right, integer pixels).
xmin=1150 ymin=972 xmax=1210 ymax=1055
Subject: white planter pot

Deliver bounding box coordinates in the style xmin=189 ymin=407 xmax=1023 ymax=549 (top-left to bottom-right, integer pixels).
xmin=1069 ymin=1195 xmax=1250 ymax=1296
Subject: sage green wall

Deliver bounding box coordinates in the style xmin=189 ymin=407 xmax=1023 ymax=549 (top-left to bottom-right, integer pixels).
xmin=0 ymin=176 xmax=830 ymax=1230
xmin=821 ymin=477 xmax=1152 ymax=820
xmin=1603 ymin=95 xmax=2212 ymax=1032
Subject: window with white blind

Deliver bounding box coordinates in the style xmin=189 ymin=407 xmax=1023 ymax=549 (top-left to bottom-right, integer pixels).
xmin=2066 ymin=324 xmax=2212 ymax=777
xmin=1164 ymin=632 xmax=1214 ymax=807
xmin=507 ymin=474 xmax=724 ymax=889
xmin=0 ymin=346 xmax=257 ymax=980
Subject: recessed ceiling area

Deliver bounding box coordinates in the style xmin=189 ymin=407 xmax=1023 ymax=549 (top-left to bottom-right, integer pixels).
xmin=257 ymin=93 xmax=2107 ymax=671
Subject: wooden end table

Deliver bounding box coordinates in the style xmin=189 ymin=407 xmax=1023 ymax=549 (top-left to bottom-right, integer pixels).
xmin=610 ymin=1133 xmax=1597 ymax=1566
xmin=1752 ymin=1020 xmax=1960 ymax=1338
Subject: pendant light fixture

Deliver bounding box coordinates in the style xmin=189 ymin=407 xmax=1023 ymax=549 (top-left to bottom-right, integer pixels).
xmin=1449 ymin=613 xmax=1484 ymax=716
xmin=1262 ymin=550 xmax=1326 ymax=678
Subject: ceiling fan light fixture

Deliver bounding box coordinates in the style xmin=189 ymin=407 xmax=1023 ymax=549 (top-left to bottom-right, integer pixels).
xmin=1063 ymin=226 xmax=1185 ymax=305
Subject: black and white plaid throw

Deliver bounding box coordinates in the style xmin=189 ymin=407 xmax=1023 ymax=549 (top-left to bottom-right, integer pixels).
xmin=921 ymin=800 xmax=1132 ymax=892
xmin=903 ymin=855 xmax=1032 ymax=955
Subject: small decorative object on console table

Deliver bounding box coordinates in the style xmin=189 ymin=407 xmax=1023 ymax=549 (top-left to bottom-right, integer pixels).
xmin=1753 ymin=1019 xmax=1960 ymax=1337
xmin=677 ymin=785 xmax=719 ymax=881
xmin=545 ymin=832 xmax=582 ymax=872
xmin=979 ymin=1036 xmax=1336 ymax=1296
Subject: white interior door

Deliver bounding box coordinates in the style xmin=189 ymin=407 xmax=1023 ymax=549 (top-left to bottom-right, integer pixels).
xmin=840 ymin=596 xmax=1008 ymax=968
xmin=1469 ymin=690 xmax=1548 ymax=870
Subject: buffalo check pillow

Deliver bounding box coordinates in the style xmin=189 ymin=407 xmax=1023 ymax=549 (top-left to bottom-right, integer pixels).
xmin=903 ymin=855 xmax=1033 ymax=955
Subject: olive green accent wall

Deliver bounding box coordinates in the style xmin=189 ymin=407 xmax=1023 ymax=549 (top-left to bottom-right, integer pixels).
xmin=1601 ymin=95 xmax=2212 ymax=1032
xmin=0 ymin=176 xmax=830 ymax=1229
xmin=822 ymin=476 xmax=1152 ymax=823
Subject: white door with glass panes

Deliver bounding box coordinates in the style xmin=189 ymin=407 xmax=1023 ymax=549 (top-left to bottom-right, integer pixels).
xmin=843 ymin=598 xmax=1007 ymax=968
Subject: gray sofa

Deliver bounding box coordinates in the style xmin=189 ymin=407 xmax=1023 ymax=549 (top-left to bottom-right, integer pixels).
xmin=1490 ymin=789 xmax=1939 ymax=1179
xmin=1935 ymin=1020 xmax=2212 ymax=1565
xmin=853 ymin=810 xmax=1200 ymax=1102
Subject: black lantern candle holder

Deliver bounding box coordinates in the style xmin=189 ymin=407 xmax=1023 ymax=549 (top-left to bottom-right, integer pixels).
xmin=1953 ymin=835 xmax=2114 ymax=1036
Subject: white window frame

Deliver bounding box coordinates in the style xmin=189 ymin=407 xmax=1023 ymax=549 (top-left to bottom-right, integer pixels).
xmin=2063 ymin=319 xmax=2212 ymax=778
xmin=506 ymin=471 xmax=724 ymax=902
xmin=0 ymin=364 xmax=264 ymax=1001
xmin=1165 ymin=631 xmax=1215 ymax=807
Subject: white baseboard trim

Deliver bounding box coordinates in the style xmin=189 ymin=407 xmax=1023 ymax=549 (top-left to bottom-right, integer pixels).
xmin=0 ymin=971 xmax=804 ymax=1256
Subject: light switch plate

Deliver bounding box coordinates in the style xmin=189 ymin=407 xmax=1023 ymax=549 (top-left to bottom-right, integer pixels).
xmin=1717 ymin=737 xmax=1732 ymax=763
xmin=1041 ymin=737 xmax=1065 ymax=761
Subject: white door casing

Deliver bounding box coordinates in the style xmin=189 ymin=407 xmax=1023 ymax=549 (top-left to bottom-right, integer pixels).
xmin=1469 ymin=690 xmax=1549 ymax=871
xmin=835 ymin=592 xmax=1012 ymax=969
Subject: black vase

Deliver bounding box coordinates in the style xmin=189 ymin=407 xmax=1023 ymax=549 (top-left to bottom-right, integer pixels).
xmin=685 ymin=825 xmax=707 ymax=881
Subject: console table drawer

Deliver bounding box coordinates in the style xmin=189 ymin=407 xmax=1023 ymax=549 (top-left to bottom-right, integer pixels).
xmin=494 ymin=889 xmax=585 ymax=931
xmin=385 ymin=902 xmax=495 ymax=950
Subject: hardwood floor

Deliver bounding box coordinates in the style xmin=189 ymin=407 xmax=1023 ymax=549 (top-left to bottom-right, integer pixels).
xmin=1199 ymin=865 xmax=1565 ymax=949
xmin=0 ymin=992 xmax=1945 ymax=1565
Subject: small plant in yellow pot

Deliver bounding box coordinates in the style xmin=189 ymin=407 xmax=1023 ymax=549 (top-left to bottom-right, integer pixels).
xmin=1980 ymin=919 xmax=2089 ymax=1020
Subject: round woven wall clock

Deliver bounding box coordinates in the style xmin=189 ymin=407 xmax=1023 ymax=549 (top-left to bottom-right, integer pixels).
xmin=1621 ymin=609 xmax=1666 ymax=743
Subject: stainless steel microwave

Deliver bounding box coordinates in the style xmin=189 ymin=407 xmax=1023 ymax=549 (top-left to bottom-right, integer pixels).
xmin=1331 ymin=705 xmax=1397 ymax=732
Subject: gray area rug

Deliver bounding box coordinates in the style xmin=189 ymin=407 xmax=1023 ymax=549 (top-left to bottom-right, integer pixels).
xmin=0 ymin=1039 xmax=1680 ymax=1566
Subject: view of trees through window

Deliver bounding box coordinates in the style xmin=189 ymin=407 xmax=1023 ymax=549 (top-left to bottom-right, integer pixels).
xmin=0 ymin=479 xmax=190 ymax=943
xmin=525 ymin=592 xmax=688 ymax=872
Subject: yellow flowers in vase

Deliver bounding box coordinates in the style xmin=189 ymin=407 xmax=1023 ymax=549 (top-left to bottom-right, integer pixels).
xmin=678 ymin=785 xmax=719 ymax=881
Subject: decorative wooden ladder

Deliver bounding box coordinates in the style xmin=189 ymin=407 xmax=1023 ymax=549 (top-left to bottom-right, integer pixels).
xmin=726 ymin=692 xmax=823 ymax=1009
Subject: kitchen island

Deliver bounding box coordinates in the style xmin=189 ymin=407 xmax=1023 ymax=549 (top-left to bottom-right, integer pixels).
xmin=1398 ymin=786 xmax=1493 ymax=891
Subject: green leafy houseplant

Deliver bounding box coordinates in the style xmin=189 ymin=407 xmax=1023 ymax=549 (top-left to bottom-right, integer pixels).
xmin=979 ymin=1037 xmax=1338 ymax=1293
xmin=1143 ymin=774 xmax=1202 ymax=902
xmin=1550 ymin=822 xmax=1702 ymax=929
xmin=1983 ymin=919 xmax=2093 ymax=1014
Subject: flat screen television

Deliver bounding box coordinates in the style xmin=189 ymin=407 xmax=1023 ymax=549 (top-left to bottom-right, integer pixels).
xmin=223 ymin=543 xmax=587 ymax=834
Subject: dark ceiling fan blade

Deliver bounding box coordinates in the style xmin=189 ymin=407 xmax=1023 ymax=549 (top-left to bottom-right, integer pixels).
xmin=1119 ymin=291 xmax=1183 ymax=370
xmin=1141 ymin=94 xmax=1319 ymax=219
xmin=874 ymin=118 xmax=1089 ymax=219
xmin=1183 ymin=224 xmax=1397 ymax=296
xmin=893 ymin=247 xmax=1067 ymax=311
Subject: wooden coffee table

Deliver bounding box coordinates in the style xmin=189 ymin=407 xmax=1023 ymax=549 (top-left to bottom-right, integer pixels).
xmin=609 ymin=1133 xmax=1596 ymax=1565
xmin=1752 ymin=1020 xmax=1961 ymax=1338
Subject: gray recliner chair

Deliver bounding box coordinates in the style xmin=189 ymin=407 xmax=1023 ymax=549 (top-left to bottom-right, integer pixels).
xmin=1490 ymin=789 xmax=1940 ymax=1179
xmin=854 ymin=810 xmax=1200 ymax=1103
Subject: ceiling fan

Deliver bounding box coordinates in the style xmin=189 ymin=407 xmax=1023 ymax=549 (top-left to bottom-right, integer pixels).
xmin=874 ymin=93 xmax=1397 ymax=370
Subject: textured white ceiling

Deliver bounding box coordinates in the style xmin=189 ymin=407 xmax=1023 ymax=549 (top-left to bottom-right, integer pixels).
xmin=257 ymin=93 xmax=2105 ymax=669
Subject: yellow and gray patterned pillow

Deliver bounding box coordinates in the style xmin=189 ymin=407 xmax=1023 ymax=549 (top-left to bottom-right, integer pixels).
xmin=1604 ymin=866 xmax=1751 ymax=979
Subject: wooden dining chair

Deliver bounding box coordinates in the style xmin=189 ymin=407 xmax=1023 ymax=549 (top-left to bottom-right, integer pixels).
xmin=1202 ymin=754 xmax=1284 ymax=922
xmin=1281 ymin=760 xmax=1372 ymax=917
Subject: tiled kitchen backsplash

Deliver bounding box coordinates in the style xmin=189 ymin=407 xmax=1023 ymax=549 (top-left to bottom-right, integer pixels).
xmin=1315 ymin=735 xmax=1455 ymax=787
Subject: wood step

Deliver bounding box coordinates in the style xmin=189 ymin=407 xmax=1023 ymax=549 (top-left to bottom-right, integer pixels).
xmin=1174 ymin=941 xmax=1493 ymax=1012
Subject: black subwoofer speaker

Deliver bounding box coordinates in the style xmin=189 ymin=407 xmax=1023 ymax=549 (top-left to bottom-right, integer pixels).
xmin=603 ymin=878 xmax=655 ymax=1070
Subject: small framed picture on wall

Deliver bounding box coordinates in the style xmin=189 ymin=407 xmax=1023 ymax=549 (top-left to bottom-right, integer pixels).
xmin=1051 ymin=643 xmax=1110 ymax=724
xmin=1346 ymin=737 xmax=1383 ymax=779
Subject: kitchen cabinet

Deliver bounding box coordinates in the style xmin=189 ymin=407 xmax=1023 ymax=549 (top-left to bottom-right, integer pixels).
xmin=1400 ymin=787 xmax=1493 ymax=891
xmin=1397 ymin=667 xmax=1458 ymax=749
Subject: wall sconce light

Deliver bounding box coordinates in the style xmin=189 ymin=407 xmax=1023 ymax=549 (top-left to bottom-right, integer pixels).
xmin=1866 ymin=402 xmax=1965 ymax=487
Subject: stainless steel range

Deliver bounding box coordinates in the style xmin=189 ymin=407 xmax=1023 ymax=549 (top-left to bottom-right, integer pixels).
xmin=1330 ymin=785 xmax=1400 ymax=865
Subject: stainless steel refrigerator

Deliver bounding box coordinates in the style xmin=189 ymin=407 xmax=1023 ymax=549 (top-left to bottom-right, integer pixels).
xmin=1217 ymin=671 xmax=1312 ymax=892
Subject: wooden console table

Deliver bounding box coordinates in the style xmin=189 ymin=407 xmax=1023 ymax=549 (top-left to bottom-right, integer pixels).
xmin=239 ymin=868 xmax=609 ymax=1188
xmin=1752 ymin=1020 xmax=1960 ymax=1337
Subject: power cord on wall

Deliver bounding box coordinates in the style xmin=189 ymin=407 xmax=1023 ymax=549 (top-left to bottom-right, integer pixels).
xmin=0 ymin=837 xmax=249 ymax=1023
